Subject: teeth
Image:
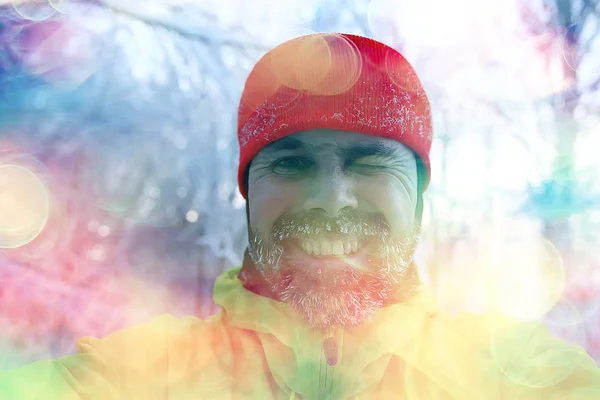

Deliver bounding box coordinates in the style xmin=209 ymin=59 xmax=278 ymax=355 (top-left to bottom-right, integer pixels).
xmin=332 ymin=240 xmax=344 ymax=255
xmin=321 ymin=241 xmax=332 ymax=255
xmin=343 ymin=241 xmax=352 ymax=254
xmin=312 ymin=241 xmax=321 ymax=255
xmin=305 ymin=241 xmax=312 ymax=255
xmin=299 ymin=237 xmax=360 ymax=256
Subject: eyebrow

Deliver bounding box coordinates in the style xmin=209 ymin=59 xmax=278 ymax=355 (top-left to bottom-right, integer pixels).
xmin=343 ymin=142 xmax=398 ymax=160
xmin=264 ymin=137 xmax=306 ymax=152
xmin=264 ymin=137 xmax=399 ymax=159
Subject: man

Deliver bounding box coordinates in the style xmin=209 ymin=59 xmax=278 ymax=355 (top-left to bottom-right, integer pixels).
xmin=1 ymin=33 xmax=599 ymax=400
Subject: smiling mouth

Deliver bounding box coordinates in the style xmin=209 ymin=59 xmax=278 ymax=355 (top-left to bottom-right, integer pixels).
xmin=294 ymin=236 xmax=361 ymax=257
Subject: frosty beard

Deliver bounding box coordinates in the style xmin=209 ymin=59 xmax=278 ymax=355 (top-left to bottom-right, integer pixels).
xmin=248 ymin=212 xmax=418 ymax=329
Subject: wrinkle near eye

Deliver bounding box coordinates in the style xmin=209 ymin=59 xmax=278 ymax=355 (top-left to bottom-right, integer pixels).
xmin=248 ymin=163 xmax=276 ymax=185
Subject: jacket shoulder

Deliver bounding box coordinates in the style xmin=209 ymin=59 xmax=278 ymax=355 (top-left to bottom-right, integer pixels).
xmin=77 ymin=312 xmax=229 ymax=365
xmin=79 ymin=312 xmax=236 ymax=380
xmin=0 ymin=313 xmax=220 ymax=400
xmin=430 ymin=310 xmax=600 ymax=399
xmin=33 ymin=312 xmax=236 ymax=399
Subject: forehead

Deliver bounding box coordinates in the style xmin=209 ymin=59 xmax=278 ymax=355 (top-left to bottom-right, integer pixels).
xmin=257 ymin=129 xmax=413 ymax=157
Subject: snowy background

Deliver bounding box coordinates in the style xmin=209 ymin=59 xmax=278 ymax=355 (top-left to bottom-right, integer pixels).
xmin=0 ymin=0 xmax=599 ymax=368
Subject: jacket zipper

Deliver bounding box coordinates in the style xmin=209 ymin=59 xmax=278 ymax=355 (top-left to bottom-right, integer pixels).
xmin=320 ymin=326 xmax=338 ymax=400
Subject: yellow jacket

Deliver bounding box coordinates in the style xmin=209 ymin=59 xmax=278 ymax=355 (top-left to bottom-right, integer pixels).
xmin=1 ymin=266 xmax=599 ymax=399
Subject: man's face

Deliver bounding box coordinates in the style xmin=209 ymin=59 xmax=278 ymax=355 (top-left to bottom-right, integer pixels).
xmin=247 ymin=129 xmax=419 ymax=329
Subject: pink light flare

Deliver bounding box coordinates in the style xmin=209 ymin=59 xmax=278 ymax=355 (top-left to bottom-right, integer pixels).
xmin=11 ymin=18 xmax=100 ymax=88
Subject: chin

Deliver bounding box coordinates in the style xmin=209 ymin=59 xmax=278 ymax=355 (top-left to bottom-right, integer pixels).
xmin=264 ymin=252 xmax=397 ymax=329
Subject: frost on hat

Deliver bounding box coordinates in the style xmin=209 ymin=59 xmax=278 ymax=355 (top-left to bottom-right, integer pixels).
xmin=237 ymin=33 xmax=433 ymax=198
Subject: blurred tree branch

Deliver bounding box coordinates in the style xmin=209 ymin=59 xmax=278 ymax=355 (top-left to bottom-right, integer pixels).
xmin=521 ymin=0 xmax=599 ymax=263
xmin=100 ymin=0 xmax=269 ymax=51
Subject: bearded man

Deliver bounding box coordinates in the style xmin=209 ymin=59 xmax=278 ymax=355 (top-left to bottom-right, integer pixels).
xmin=1 ymin=33 xmax=599 ymax=400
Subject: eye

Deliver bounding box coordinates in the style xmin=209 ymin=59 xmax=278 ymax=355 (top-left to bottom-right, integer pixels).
xmin=272 ymin=156 xmax=313 ymax=175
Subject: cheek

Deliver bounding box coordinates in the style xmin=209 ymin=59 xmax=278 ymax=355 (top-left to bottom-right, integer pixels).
xmin=248 ymin=178 xmax=301 ymax=234
xmin=356 ymin=177 xmax=416 ymax=236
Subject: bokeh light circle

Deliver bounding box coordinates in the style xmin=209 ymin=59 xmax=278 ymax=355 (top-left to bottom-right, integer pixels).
xmin=490 ymin=317 xmax=579 ymax=388
xmin=17 ymin=20 xmax=100 ymax=89
xmin=11 ymin=0 xmax=58 ymax=21
xmin=561 ymin=23 xmax=600 ymax=84
xmin=543 ymin=297 xmax=589 ymax=349
xmin=544 ymin=297 xmax=588 ymax=327
xmin=560 ymin=23 xmax=579 ymax=74
xmin=239 ymin=51 xmax=303 ymax=118
xmin=492 ymin=239 xmax=565 ymax=321
xmin=310 ymin=34 xmax=363 ymax=96
xmin=48 ymin=0 xmax=86 ymax=14
xmin=366 ymin=0 xmax=401 ymax=44
xmin=269 ymin=34 xmax=332 ymax=92
xmin=0 ymin=164 xmax=50 ymax=249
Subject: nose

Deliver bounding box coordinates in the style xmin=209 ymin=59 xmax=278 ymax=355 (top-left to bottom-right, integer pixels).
xmin=303 ymin=169 xmax=358 ymax=218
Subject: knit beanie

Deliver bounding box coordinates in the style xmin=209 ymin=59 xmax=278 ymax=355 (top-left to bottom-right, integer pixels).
xmin=237 ymin=33 xmax=433 ymax=199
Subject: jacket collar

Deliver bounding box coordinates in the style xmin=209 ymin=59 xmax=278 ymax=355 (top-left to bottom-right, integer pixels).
xmin=215 ymin=261 xmax=439 ymax=399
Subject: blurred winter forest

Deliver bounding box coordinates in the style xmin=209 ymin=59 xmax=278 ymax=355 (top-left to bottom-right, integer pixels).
xmin=0 ymin=0 xmax=599 ymax=368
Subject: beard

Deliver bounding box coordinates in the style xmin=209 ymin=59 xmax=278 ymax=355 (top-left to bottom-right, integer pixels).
xmin=248 ymin=211 xmax=419 ymax=329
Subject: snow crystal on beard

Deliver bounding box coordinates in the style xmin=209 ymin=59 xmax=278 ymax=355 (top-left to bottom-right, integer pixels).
xmin=248 ymin=212 xmax=418 ymax=329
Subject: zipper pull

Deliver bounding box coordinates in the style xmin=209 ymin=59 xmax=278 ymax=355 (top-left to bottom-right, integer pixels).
xmin=323 ymin=336 xmax=338 ymax=366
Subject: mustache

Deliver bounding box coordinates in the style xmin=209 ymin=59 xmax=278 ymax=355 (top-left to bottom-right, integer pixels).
xmin=271 ymin=211 xmax=391 ymax=241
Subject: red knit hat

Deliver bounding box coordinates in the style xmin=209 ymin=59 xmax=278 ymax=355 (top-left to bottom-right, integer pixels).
xmin=237 ymin=33 xmax=432 ymax=198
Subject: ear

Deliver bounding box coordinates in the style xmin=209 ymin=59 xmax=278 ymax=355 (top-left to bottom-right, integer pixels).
xmin=246 ymin=200 xmax=251 ymax=233
xmin=243 ymin=161 xmax=251 ymax=199
xmin=413 ymin=155 xmax=425 ymax=236
xmin=244 ymin=162 xmax=252 ymax=234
